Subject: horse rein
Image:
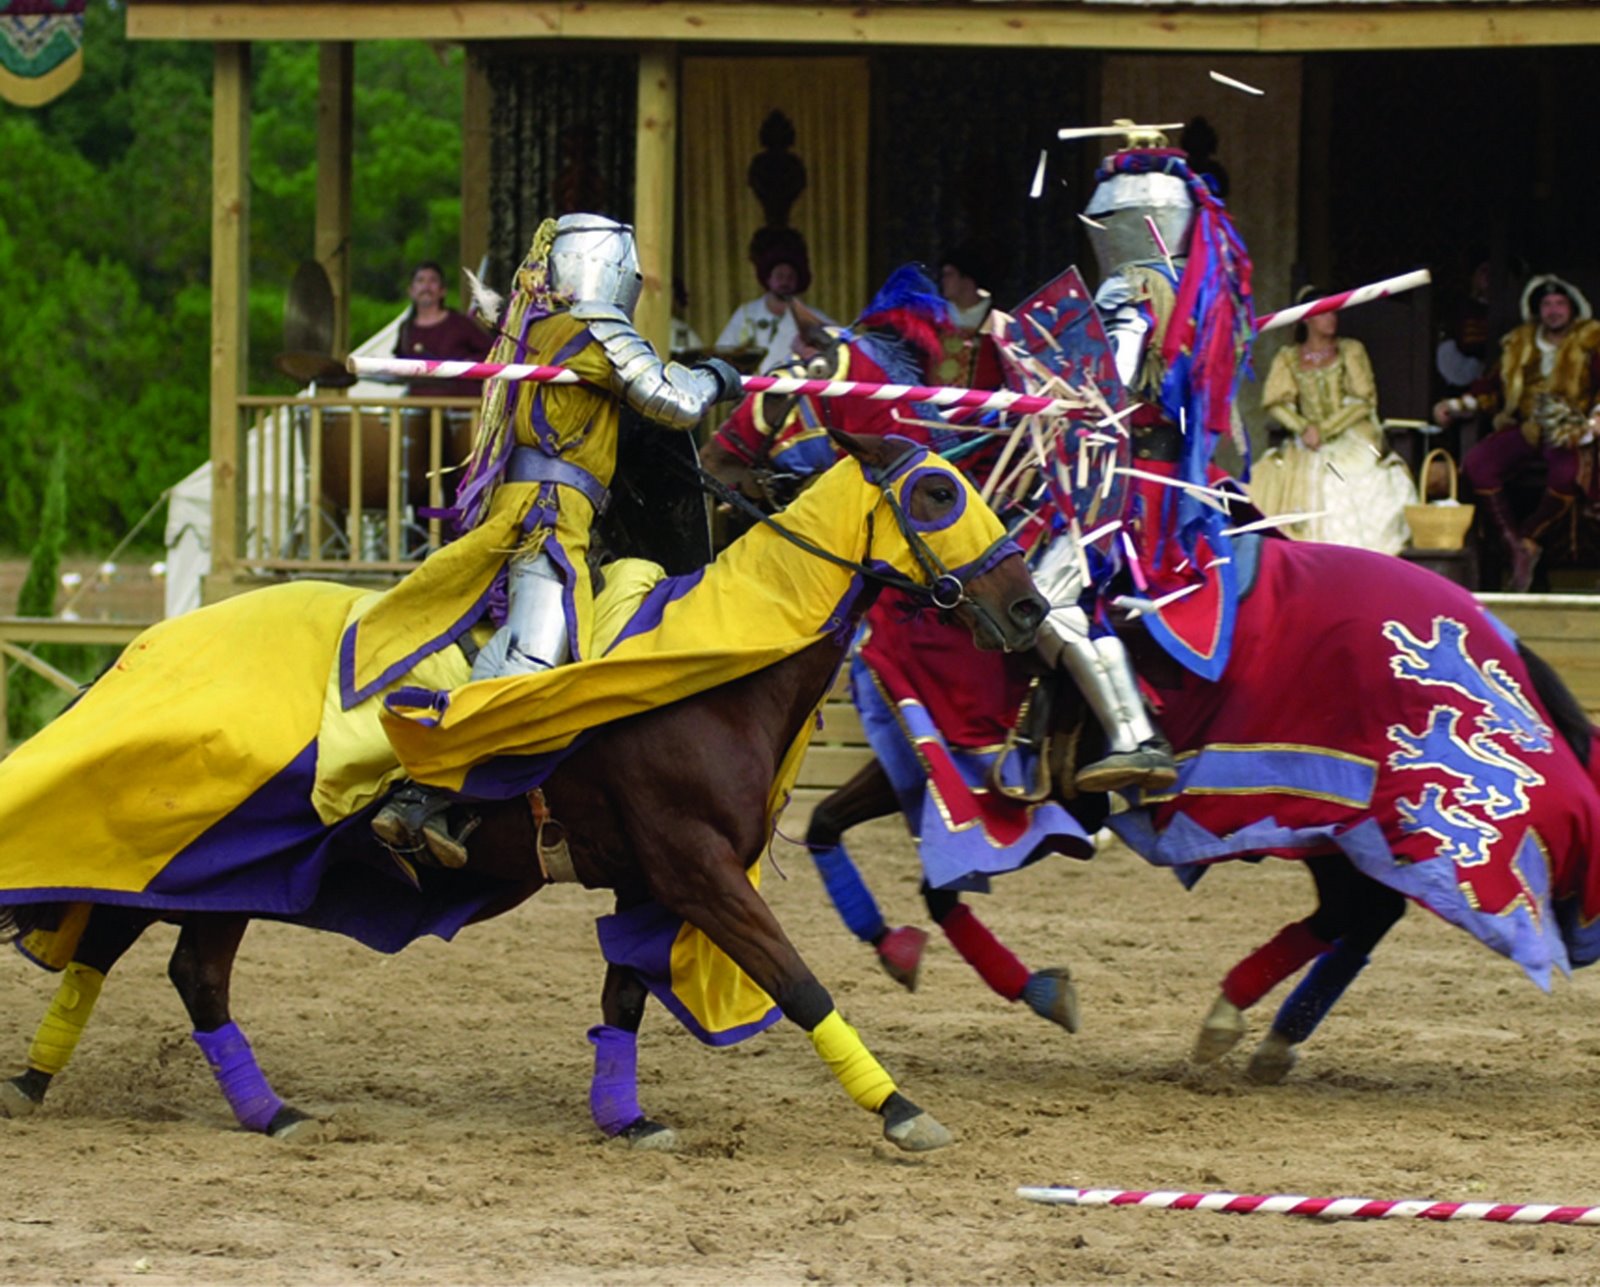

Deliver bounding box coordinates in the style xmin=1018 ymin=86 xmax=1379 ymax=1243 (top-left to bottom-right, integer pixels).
xmin=668 ymin=447 xmax=1010 ymax=614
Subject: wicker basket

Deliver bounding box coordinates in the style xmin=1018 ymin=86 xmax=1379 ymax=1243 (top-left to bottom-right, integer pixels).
xmin=1404 ymin=448 xmax=1475 ymax=550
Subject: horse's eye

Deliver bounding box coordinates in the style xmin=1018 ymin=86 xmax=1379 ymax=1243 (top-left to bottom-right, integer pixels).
xmin=806 ymin=354 xmax=833 ymax=379
xmin=930 ymin=486 xmax=956 ymax=505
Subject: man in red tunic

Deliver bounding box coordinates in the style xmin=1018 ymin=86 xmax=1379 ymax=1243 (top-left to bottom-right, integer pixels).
xmin=1434 ymin=274 xmax=1600 ymax=591
xmin=395 ymin=261 xmax=492 ymax=399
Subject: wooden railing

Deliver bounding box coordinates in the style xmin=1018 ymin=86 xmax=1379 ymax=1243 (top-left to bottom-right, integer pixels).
xmin=234 ymin=395 xmax=481 ymax=576
xmin=0 ymin=618 xmax=154 ymax=755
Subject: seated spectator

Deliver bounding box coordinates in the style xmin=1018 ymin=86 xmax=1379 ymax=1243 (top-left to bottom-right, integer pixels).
xmin=1436 ymin=259 xmax=1492 ymax=394
xmin=396 ymin=261 xmax=492 ymax=398
xmin=1250 ymin=289 xmax=1415 ymax=555
xmin=1436 ymin=273 xmax=1600 ymax=591
xmin=715 ymin=228 xmax=831 ymax=373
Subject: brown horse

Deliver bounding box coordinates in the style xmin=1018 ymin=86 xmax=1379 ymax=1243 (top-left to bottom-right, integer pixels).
xmin=0 ymin=432 xmax=1046 ymax=1153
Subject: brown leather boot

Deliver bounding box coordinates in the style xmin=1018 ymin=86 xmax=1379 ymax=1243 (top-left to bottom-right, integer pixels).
xmin=371 ymin=782 xmax=471 ymax=868
xmin=1523 ymin=489 xmax=1577 ymax=551
xmin=1479 ymin=490 xmax=1539 ymax=593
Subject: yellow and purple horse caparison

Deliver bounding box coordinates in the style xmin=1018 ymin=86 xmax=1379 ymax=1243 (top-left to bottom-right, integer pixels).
xmin=0 ymin=444 xmax=1020 ymax=1043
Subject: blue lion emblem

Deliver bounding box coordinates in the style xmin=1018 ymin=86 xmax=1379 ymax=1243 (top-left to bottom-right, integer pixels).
xmin=1394 ymin=782 xmax=1500 ymax=867
xmin=1384 ymin=617 xmax=1551 ymax=752
xmin=1385 ymin=616 xmax=1551 ymax=861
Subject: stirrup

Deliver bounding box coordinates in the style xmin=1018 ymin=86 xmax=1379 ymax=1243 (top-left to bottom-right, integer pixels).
xmin=373 ymin=784 xmax=473 ymax=869
xmin=989 ymin=676 xmax=1054 ymax=803
xmin=1074 ymin=737 xmax=1178 ymax=794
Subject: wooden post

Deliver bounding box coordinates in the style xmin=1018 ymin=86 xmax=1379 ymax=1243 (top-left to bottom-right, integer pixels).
xmin=460 ymin=46 xmax=492 ymax=311
xmin=317 ymin=42 xmax=354 ymax=357
xmin=633 ymin=44 xmax=678 ymax=355
xmin=208 ymin=42 xmax=250 ymax=595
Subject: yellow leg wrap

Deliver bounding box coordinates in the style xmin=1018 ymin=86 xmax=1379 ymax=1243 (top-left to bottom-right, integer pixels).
xmin=808 ymin=1009 xmax=897 ymax=1112
xmin=27 ymin=962 xmax=106 ymax=1076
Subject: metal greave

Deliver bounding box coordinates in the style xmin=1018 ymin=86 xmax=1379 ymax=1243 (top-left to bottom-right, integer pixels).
xmin=1049 ymin=627 xmax=1154 ymax=755
xmin=471 ymin=551 xmax=571 ymax=680
xmin=1032 ymin=534 xmax=1157 ymax=754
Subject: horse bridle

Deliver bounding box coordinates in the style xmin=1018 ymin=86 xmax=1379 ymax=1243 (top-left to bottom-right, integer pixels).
xmin=677 ymin=444 xmax=1019 ymax=621
xmin=865 ymin=446 xmax=1024 ymax=648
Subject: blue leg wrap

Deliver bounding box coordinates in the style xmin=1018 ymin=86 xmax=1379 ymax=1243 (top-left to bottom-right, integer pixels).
xmin=1271 ymin=942 xmax=1371 ymax=1045
xmin=812 ymin=844 xmax=886 ymax=943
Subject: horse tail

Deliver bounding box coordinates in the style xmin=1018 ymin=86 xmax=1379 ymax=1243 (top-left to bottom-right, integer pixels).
xmin=1518 ymin=640 xmax=1594 ymax=768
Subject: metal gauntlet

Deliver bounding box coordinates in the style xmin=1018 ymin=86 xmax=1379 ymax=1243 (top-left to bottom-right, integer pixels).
xmin=573 ymin=302 xmax=728 ymax=430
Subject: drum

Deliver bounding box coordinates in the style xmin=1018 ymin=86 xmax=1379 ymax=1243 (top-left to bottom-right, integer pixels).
xmin=401 ymin=407 xmax=477 ymax=509
xmin=314 ymin=406 xmax=477 ymax=513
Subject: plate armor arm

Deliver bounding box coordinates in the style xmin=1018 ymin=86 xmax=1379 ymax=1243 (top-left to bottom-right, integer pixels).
xmin=1094 ymin=274 xmax=1154 ymax=391
xmin=572 ymin=302 xmax=740 ymax=430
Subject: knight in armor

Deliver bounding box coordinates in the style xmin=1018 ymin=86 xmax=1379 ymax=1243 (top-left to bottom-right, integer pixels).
xmin=369 ymin=214 xmax=739 ymax=863
xmin=1027 ymin=127 xmax=1233 ymax=793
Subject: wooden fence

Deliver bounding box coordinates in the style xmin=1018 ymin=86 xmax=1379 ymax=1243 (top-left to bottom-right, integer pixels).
xmin=233 ymin=394 xmax=480 ymax=576
xmin=0 ymin=618 xmax=154 ymax=756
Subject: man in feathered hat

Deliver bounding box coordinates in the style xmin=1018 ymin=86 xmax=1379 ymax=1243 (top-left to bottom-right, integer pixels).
xmin=1435 ymin=273 xmax=1600 ymax=591
xmin=714 ymin=227 xmax=832 ymax=374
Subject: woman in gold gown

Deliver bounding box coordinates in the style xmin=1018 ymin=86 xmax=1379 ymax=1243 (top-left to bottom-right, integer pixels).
xmin=1250 ymin=296 xmax=1417 ymax=555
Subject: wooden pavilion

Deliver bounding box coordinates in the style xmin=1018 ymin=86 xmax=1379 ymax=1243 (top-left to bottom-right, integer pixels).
xmin=116 ymin=6 xmax=1600 ymax=743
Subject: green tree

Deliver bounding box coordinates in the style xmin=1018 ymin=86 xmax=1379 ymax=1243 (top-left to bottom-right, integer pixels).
xmin=0 ymin=5 xmax=465 ymax=554
xmin=8 ymin=442 xmax=69 ymax=741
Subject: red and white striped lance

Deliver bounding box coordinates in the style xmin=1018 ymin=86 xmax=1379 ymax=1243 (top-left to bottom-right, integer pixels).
xmin=1255 ymin=269 xmax=1432 ymax=334
xmin=1018 ymin=1186 xmax=1600 ymax=1226
xmin=345 ymin=355 xmax=1092 ymax=419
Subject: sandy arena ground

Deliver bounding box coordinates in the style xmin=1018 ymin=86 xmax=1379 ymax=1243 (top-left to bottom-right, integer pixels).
xmin=4 ymin=823 xmax=1599 ymax=1287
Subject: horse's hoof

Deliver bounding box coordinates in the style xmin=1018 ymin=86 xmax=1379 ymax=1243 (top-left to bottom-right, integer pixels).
xmin=876 ymin=926 xmax=928 ymax=992
xmin=618 ymin=1118 xmax=678 ymax=1152
xmin=1245 ymin=1031 xmax=1299 ymax=1084
xmin=883 ymin=1111 xmax=953 ymax=1152
xmin=0 ymin=1078 xmax=40 ymax=1119
xmin=879 ymin=1091 xmax=954 ymax=1152
xmin=1023 ymin=967 xmax=1080 ymax=1033
xmin=1192 ymin=994 xmax=1246 ymax=1063
xmin=267 ymin=1106 xmax=326 ymax=1142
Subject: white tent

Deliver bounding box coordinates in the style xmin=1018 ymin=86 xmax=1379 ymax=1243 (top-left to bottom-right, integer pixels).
xmin=162 ymin=313 xmax=407 ymax=617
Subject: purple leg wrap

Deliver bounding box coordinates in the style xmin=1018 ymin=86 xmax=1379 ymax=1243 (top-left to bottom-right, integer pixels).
xmin=191 ymin=1023 xmax=284 ymax=1133
xmin=587 ymin=1024 xmax=643 ymax=1137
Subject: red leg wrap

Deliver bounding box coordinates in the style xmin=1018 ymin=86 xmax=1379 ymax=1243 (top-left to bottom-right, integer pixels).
xmin=940 ymin=903 xmax=1030 ymax=1000
xmin=1221 ymin=919 xmax=1331 ymax=1010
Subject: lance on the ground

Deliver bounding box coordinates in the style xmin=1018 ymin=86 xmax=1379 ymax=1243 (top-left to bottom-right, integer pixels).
xmin=346 ymin=355 xmax=1097 ymax=420
xmin=1018 ymin=1185 xmax=1600 ymax=1226
xmin=1255 ymin=268 xmax=1431 ymax=334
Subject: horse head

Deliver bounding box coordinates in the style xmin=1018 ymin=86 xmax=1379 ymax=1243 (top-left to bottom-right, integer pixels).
xmin=829 ymin=429 xmax=1047 ymax=653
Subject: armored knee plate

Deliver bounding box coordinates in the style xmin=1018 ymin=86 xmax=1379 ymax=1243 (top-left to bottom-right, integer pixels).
xmin=473 ymin=552 xmax=571 ymax=680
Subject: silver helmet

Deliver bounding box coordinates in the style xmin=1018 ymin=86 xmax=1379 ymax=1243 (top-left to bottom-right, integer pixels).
xmin=1083 ymin=163 xmax=1194 ymax=282
xmin=548 ymin=214 xmax=643 ymax=318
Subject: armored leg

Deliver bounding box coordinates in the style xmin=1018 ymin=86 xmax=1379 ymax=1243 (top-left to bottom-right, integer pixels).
xmin=1030 ymin=536 xmax=1175 ymax=793
xmin=375 ymin=552 xmax=573 ymax=865
xmin=472 ymin=551 xmax=572 ymax=680
xmin=1039 ymin=616 xmax=1175 ymax=793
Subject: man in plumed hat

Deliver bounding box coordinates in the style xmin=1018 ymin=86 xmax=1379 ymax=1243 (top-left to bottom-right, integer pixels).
xmin=1435 ymin=273 xmax=1600 ymax=590
xmin=713 ymin=227 xmax=832 ymax=373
